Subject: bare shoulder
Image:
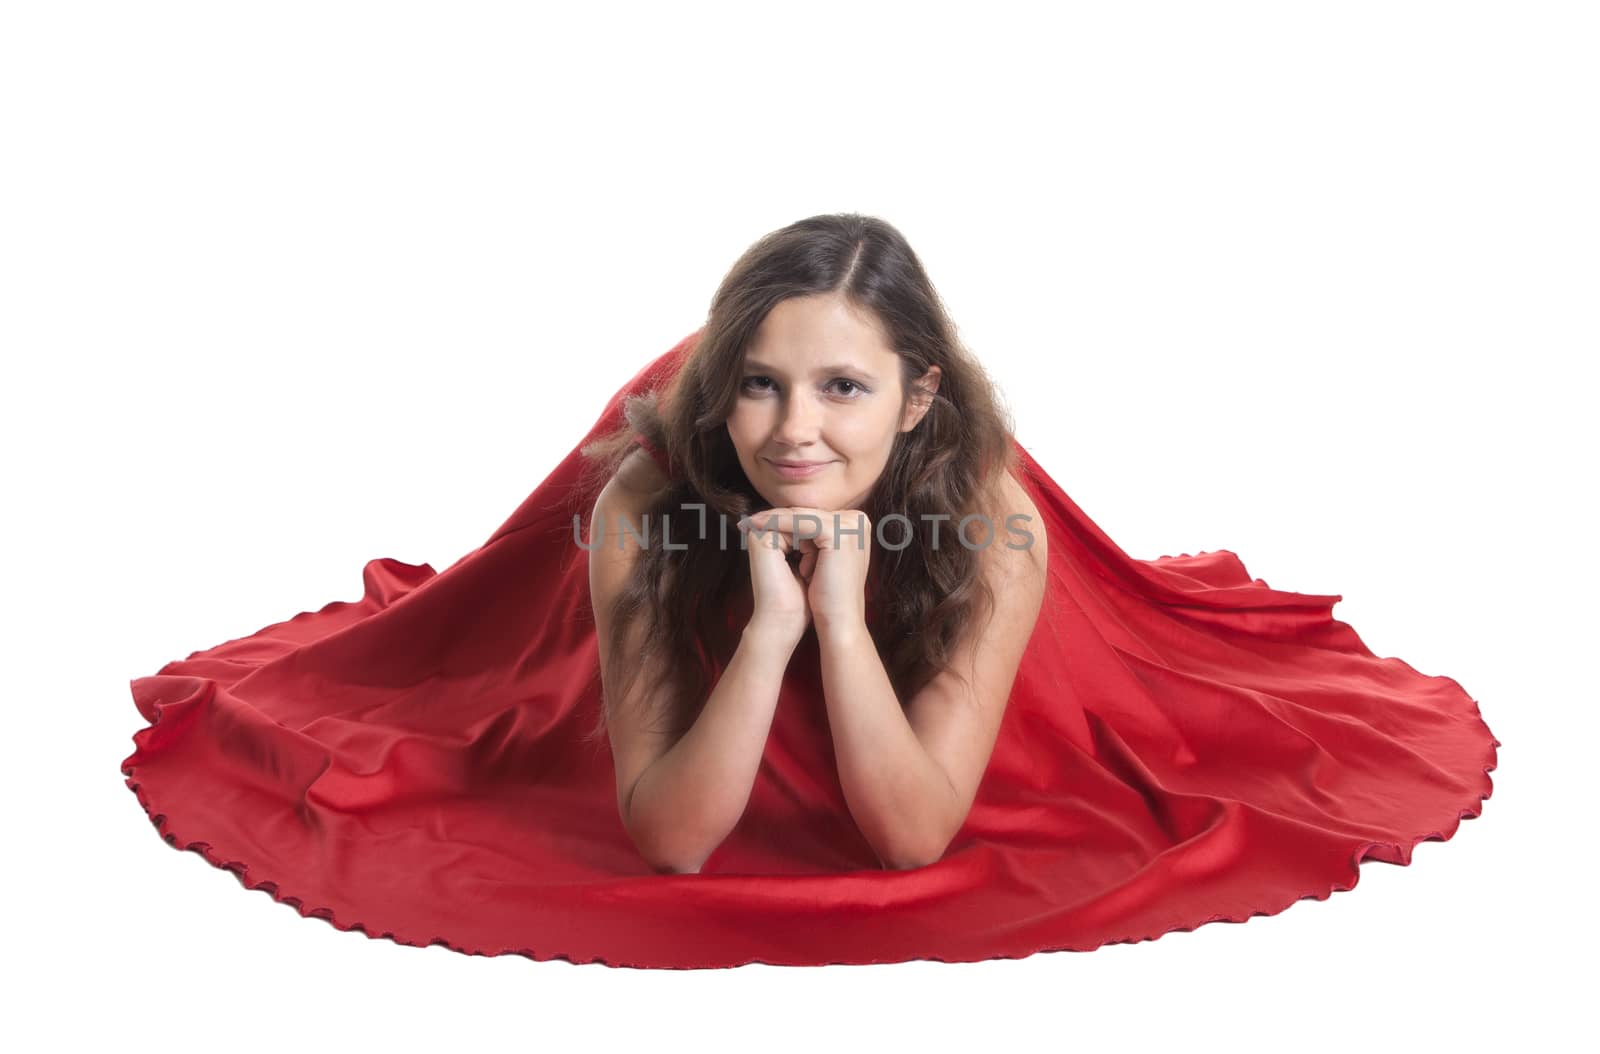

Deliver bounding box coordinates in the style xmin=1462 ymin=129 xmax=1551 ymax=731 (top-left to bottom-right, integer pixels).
xmin=990 ymin=467 xmax=1048 ymax=579
xmin=589 ymin=449 xmax=671 ymax=577
xmin=597 ymin=447 xmax=671 ymax=521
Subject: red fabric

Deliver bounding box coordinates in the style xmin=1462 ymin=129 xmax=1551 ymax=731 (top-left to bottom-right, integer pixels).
xmin=122 ymin=329 xmax=1500 ymax=968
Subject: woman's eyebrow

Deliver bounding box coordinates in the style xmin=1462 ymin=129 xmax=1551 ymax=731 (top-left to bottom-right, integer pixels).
xmin=744 ymin=359 xmax=875 ymax=379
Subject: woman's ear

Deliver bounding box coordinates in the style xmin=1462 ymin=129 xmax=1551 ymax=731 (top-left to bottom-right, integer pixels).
xmin=900 ymin=366 xmax=942 ymax=432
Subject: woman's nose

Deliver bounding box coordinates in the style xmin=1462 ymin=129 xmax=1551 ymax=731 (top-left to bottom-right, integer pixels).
xmin=773 ymin=392 xmax=821 ymax=444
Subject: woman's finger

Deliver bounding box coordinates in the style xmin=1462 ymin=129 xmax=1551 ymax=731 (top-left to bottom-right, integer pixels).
xmin=747 ymin=509 xmax=866 ymax=551
xmin=744 ymin=520 xmax=793 ymax=554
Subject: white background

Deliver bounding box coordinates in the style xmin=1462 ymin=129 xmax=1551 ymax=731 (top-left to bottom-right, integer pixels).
xmin=4 ymin=2 xmax=1593 ymax=1051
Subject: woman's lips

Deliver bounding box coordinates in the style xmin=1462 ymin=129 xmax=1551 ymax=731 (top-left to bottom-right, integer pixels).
xmin=766 ymin=458 xmax=833 ymax=479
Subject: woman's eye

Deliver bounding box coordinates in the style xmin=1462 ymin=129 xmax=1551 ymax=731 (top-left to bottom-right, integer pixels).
xmin=739 ymin=376 xmax=866 ymax=398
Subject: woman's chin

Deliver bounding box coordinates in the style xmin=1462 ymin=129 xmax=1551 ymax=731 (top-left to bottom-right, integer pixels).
xmin=757 ymin=489 xmax=876 ymax=521
xmin=759 ymin=482 xmax=832 ymax=507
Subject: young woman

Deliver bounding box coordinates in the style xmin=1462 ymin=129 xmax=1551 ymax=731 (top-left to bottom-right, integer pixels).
xmin=583 ymin=217 xmax=1049 ymax=871
xmin=124 ymin=211 xmax=1497 ymax=968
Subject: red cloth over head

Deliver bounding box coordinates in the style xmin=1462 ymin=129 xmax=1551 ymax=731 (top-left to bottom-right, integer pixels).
xmin=121 ymin=329 xmax=1500 ymax=968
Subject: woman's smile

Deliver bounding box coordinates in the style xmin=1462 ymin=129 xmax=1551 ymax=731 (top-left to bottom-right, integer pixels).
xmin=766 ymin=457 xmax=836 ymax=480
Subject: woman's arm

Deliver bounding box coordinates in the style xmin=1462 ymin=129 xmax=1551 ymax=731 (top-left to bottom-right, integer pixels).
xmin=816 ymin=482 xmax=1048 ymax=870
xmin=815 ymin=621 xmax=960 ymax=870
xmin=590 ymin=455 xmax=805 ymax=874
xmin=623 ymin=619 xmax=801 ymax=873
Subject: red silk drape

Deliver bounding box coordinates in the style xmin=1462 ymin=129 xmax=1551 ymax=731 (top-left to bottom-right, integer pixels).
xmin=122 ymin=329 xmax=1499 ymax=968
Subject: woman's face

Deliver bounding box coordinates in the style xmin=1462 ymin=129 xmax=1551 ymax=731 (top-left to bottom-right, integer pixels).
xmin=726 ymin=294 xmax=940 ymax=511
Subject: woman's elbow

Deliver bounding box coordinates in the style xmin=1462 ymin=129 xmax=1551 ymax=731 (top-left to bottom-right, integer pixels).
xmin=626 ymin=822 xmax=710 ymax=874
xmin=645 ymin=853 xmax=704 ymax=875
xmin=879 ymin=842 xmax=946 ymax=871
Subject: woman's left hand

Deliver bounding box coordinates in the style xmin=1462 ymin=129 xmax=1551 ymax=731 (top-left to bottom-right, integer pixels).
xmin=743 ymin=508 xmax=871 ymax=631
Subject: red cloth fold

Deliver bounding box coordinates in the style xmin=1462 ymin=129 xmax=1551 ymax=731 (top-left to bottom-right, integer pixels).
xmin=122 ymin=329 xmax=1499 ymax=968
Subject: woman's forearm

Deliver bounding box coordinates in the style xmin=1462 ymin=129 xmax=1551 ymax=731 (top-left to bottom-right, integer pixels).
xmin=815 ymin=617 xmax=958 ymax=870
xmin=624 ymin=619 xmax=800 ymax=873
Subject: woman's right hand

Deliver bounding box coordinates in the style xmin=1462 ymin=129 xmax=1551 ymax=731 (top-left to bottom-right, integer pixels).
xmin=741 ymin=514 xmax=813 ymax=644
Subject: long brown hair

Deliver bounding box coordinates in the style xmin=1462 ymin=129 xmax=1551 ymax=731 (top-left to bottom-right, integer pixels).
xmin=577 ymin=213 xmax=1021 ymax=746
